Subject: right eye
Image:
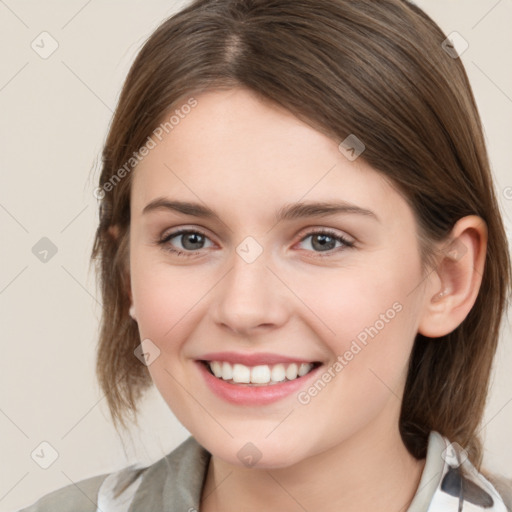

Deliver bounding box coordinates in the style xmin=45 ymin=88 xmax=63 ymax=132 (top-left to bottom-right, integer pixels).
xmin=158 ymin=229 xmax=214 ymax=257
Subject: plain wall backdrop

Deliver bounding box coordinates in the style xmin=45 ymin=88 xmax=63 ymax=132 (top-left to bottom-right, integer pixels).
xmin=1 ymin=1 xmax=511 ymax=510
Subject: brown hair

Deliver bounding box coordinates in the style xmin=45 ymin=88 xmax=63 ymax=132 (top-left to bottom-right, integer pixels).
xmin=90 ymin=0 xmax=511 ymax=469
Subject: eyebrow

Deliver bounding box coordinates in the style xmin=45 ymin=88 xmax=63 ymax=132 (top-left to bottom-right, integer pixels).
xmin=142 ymin=198 xmax=379 ymax=223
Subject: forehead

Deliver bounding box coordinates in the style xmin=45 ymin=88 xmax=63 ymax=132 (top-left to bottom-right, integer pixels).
xmin=130 ymin=87 xmax=409 ymax=227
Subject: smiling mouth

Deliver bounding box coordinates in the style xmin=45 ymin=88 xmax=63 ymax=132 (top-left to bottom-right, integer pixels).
xmin=200 ymin=360 xmax=322 ymax=386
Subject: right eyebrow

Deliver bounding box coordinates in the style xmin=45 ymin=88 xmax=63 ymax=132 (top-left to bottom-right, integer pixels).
xmin=142 ymin=198 xmax=220 ymax=220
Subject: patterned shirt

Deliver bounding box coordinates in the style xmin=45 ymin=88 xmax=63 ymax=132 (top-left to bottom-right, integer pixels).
xmin=19 ymin=431 xmax=511 ymax=512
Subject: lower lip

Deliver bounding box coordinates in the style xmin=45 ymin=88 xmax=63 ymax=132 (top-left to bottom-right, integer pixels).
xmin=196 ymin=361 xmax=323 ymax=406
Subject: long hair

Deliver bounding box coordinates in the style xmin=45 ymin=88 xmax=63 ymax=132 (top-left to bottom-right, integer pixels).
xmin=90 ymin=0 xmax=511 ymax=469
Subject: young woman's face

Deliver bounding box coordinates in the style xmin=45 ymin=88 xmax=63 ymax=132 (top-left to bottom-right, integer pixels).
xmin=129 ymin=87 xmax=429 ymax=468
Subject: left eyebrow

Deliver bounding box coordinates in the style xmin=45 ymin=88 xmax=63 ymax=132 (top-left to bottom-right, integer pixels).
xmin=142 ymin=198 xmax=380 ymax=223
xmin=275 ymin=200 xmax=379 ymax=223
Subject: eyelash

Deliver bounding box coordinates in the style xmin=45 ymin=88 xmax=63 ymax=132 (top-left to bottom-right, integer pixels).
xmin=157 ymin=228 xmax=354 ymax=258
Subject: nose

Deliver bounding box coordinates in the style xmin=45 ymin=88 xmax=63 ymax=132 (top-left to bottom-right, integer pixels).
xmin=210 ymin=249 xmax=290 ymax=337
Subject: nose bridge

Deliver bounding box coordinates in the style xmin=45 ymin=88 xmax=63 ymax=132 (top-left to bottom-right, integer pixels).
xmin=211 ymin=242 xmax=288 ymax=334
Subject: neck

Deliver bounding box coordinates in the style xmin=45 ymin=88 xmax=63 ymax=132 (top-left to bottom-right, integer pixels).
xmin=200 ymin=419 xmax=426 ymax=512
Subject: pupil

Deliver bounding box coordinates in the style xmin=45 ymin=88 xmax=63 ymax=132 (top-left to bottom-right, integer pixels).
xmin=183 ymin=233 xmax=203 ymax=250
xmin=313 ymin=234 xmax=334 ymax=251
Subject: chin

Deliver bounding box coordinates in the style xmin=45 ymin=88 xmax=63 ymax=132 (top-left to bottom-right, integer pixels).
xmin=197 ymin=433 xmax=309 ymax=469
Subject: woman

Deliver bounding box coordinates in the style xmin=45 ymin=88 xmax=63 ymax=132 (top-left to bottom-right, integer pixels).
xmin=19 ymin=0 xmax=512 ymax=510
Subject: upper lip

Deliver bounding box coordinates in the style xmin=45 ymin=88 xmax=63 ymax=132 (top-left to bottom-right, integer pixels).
xmin=197 ymin=352 xmax=320 ymax=366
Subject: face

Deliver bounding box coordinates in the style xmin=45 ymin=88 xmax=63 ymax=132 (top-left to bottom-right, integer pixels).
xmin=129 ymin=87 xmax=428 ymax=468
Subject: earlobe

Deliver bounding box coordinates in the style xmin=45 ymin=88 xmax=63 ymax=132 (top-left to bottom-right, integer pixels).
xmin=417 ymin=215 xmax=487 ymax=338
xmin=108 ymin=223 xmax=135 ymax=320
xmin=108 ymin=224 xmax=120 ymax=239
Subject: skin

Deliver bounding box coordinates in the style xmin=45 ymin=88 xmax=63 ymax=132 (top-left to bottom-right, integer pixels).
xmin=126 ymin=87 xmax=487 ymax=512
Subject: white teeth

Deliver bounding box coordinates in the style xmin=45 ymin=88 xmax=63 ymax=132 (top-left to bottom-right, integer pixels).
xmin=221 ymin=361 xmax=233 ymax=380
xmin=298 ymin=363 xmax=311 ymax=377
xmin=251 ymin=365 xmax=271 ymax=384
xmin=286 ymin=363 xmax=298 ymax=380
xmin=270 ymin=364 xmax=286 ymax=382
xmin=207 ymin=361 xmax=315 ymax=384
xmin=232 ymin=363 xmax=251 ymax=383
xmin=211 ymin=361 xmax=223 ymax=378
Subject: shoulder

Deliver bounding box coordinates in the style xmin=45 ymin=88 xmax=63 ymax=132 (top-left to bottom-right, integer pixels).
xmin=17 ymin=472 xmax=109 ymax=512
xmin=17 ymin=465 xmax=148 ymax=512
xmin=17 ymin=436 xmax=210 ymax=512
xmin=127 ymin=436 xmax=210 ymax=511
xmin=421 ymin=432 xmax=512 ymax=512
xmin=485 ymin=472 xmax=512 ymax=512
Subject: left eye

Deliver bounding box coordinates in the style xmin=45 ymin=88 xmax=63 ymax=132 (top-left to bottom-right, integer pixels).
xmin=296 ymin=230 xmax=354 ymax=254
xmin=157 ymin=229 xmax=354 ymax=257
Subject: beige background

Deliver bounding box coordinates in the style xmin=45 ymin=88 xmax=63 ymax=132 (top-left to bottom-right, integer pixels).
xmin=1 ymin=1 xmax=511 ymax=510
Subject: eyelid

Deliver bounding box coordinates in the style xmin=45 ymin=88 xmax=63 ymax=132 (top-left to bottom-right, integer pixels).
xmin=157 ymin=226 xmax=355 ymax=257
xmin=158 ymin=227 xmax=214 ymax=254
xmin=159 ymin=226 xmax=211 ymax=243
xmin=296 ymin=226 xmax=355 ymax=244
xmin=293 ymin=227 xmax=355 ymax=256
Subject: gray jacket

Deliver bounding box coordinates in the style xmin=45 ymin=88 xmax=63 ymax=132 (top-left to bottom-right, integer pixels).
xmin=18 ymin=432 xmax=512 ymax=512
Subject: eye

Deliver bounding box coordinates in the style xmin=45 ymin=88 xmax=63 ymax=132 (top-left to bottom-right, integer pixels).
xmin=158 ymin=229 xmax=214 ymax=257
xmin=296 ymin=229 xmax=354 ymax=256
xmin=157 ymin=227 xmax=354 ymax=258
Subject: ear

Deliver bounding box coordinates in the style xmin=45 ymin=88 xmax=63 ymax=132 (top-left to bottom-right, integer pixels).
xmin=108 ymin=224 xmax=120 ymax=239
xmin=417 ymin=215 xmax=488 ymax=338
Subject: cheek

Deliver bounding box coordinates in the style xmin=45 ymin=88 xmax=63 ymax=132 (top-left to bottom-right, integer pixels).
xmin=311 ymin=268 xmax=410 ymax=344
xmin=130 ymin=249 xmax=207 ymax=343
xmin=317 ymin=263 xmax=422 ymax=402
xmin=130 ymin=256 xmax=205 ymax=429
